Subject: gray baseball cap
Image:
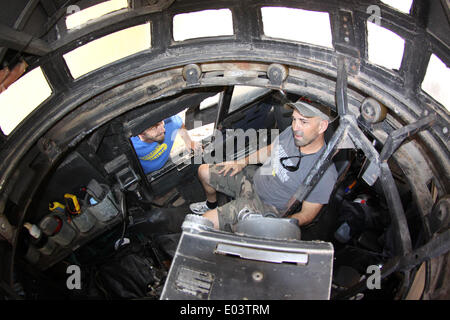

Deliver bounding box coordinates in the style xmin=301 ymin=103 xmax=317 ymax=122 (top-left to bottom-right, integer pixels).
xmin=286 ymin=101 xmax=331 ymax=121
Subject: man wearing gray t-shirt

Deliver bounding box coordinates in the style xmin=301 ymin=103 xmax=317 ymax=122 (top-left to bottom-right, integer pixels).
xmin=189 ymin=100 xmax=338 ymax=231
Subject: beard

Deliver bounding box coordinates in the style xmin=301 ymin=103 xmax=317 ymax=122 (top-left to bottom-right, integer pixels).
xmin=140 ymin=132 xmax=165 ymax=143
xmin=153 ymin=133 xmax=165 ymax=143
xmin=293 ymin=130 xmax=316 ymax=147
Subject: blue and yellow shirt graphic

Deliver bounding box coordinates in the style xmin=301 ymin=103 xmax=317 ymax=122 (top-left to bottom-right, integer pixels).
xmin=131 ymin=115 xmax=183 ymax=174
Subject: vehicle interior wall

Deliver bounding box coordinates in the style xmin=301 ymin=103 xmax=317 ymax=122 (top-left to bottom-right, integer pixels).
xmin=6 ymin=85 xmax=404 ymax=299
xmin=0 ymin=0 xmax=448 ymax=301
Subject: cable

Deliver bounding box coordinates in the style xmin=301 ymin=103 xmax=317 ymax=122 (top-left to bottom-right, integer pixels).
xmin=116 ymin=191 xmax=128 ymax=249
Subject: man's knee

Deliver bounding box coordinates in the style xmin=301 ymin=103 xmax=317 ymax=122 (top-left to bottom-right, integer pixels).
xmin=198 ymin=163 xmax=210 ymax=184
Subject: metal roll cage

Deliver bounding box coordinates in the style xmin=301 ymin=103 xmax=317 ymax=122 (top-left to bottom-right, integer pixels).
xmin=0 ymin=0 xmax=448 ymax=299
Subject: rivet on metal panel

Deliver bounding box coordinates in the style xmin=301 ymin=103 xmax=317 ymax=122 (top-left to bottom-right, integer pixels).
xmin=182 ymin=64 xmax=202 ymax=85
xmin=252 ymin=271 xmax=264 ymax=282
xmin=361 ymin=97 xmax=387 ymax=124
xmin=267 ymin=63 xmax=288 ymax=86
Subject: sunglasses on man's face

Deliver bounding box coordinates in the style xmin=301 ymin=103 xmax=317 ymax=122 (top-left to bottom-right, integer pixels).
xmin=280 ymin=155 xmax=303 ymax=172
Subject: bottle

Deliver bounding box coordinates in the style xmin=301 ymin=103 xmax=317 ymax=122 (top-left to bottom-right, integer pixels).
xmin=23 ymin=222 xmax=57 ymax=255
xmin=39 ymin=214 xmax=77 ymax=247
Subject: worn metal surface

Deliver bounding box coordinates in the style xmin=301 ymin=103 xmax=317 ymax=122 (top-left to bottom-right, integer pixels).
xmin=161 ymin=215 xmax=334 ymax=300
xmin=0 ymin=0 xmax=448 ymax=299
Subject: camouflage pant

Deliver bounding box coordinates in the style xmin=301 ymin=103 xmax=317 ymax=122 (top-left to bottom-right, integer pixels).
xmin=208 ymin=164 xmax=278 ymax=231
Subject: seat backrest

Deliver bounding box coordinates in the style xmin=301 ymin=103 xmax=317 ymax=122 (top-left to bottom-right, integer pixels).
xmin=274 ymin=104 xmax=292 ymax=131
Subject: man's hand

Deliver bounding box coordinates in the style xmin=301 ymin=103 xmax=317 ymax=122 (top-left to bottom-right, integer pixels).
xmin=288 ymin=200 xmax=323 ymax=226
xmin=179 ymin=124 xmax=203 ymax=154
xmin=188 ymin=140 xmax=203 ymax=154
xmin=216 ymin=160 xmax=246 ymax=177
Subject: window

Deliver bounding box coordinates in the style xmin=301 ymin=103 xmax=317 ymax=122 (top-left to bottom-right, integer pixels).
xmin=367 ymin=21 xmax=405 ymax=70
xmin=422 ymin=54 xmax=450 ymax=111
xmin=200 ymin=93 xmax=220 ymax=110
xmin=261 ymin=7 xmax=333 ymax=48
xmin=63 ymin=23 xmax=151 ymax=79
xmin=173 ymin=9 xmax=234 ymax=41
xmin=229 ymin=86 xmax=271 ymax=114
xmin=66 ymin=0 xmax=128 ymax=30
xmin=380 ymin=0 xmax=413 ymax=14
xmin=0 ymin=67 xmax=52 ymax=135
xmin=130 ymin=107 xmax=214 ymax=179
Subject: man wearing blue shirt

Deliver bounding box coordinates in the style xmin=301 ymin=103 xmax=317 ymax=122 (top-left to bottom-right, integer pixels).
xmin=131 ymin=115 xmax=201 ymax=174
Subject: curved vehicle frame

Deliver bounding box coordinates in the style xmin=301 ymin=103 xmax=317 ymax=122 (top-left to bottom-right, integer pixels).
xmin=0 ymin=0 xmax=448 ymax=300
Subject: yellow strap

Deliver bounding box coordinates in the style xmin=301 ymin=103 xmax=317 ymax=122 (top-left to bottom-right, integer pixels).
xmin=64 ymin=193 xmax=81 ymax=213
xmin=49 ymin=201 xmax=65 ymax=212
